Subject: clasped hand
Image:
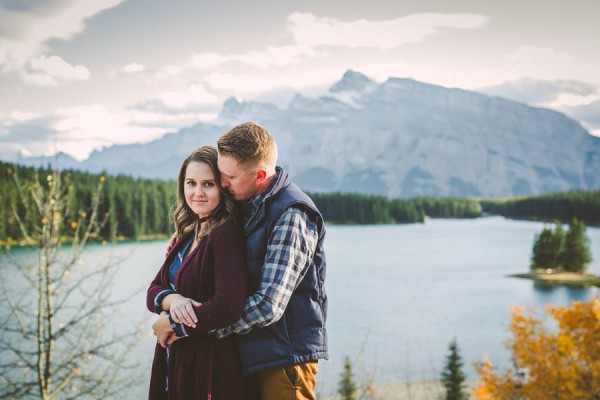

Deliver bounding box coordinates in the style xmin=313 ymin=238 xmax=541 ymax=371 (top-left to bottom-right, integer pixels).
xmin=153 ymin=312 xmax=181 ymax=348
xmin=152 ymin=294 xmax=202 ymax=348
xmin=168 ymin=294 xmax=201 ymax=328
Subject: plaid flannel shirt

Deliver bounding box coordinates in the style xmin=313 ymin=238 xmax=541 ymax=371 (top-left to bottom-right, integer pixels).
xmin=214 ymin=204 xmax=318 ymax=338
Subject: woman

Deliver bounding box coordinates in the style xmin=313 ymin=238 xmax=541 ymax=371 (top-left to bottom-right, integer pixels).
xmin=146 ymin=146 xmax=246 ymax=399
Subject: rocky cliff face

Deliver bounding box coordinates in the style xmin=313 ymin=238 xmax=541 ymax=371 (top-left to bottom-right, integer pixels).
xmin=16 ymin=71 xmax=600 ymax=198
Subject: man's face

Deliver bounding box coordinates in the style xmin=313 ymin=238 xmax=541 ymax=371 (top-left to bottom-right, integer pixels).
xmin=217 ymin=154 xmax=258 ymax=201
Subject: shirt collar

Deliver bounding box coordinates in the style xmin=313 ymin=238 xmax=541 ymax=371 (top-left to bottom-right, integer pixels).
xmin=245 ymin=170 xmax=279 ymax=211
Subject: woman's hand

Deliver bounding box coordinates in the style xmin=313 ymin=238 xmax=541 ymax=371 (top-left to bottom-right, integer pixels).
xmin=168 ymin=294 xmax=201 ymax=328
xmin=153 ymin=312 xmax=174 ymax=348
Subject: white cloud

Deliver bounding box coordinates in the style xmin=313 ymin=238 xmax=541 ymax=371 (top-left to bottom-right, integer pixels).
xmin=54 ymin=105 xmax=165 ymax=149
xmin=128 ymin=109 xmax=215 ymax=127
xmin=547 ymin=93 xmax=599 ymax=108
xmin=206 ymin=68 xmax=345 ymax=94
xmin=479 ymin=77 xmax=598 ymax=105
xmin=287 ymin=12 xmax=488 ymax=50
xmin=563 ymin=99 xmax=600 ymax=127
xmin=158 ymin=45 xmax=317 ymax=79
xmin=0 ymin=103 xmax=216 ymax=161
xmin=109 ymin=62 xmax=146 ymax=78
xmin=122 ymin=63 xmax=145 ymax=73
xmin=157 ymin=12 xmax=485 ymax=80
xmin=24 ymin=54 xmax=90 ymax=85
xmin=492 ymin=46 xmax=600 ymax=87
xmin=158 ymin=83 xmax=219 ymax=110
xmin=10 ymin=110 xmax=38 ymax=122
xmin=0 ymin=0 xmax=124 ymax=85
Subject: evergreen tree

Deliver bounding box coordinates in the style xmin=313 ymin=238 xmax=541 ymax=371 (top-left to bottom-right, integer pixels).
xmin=440 ymin=339 xmax=469 ymax=400
xmin=550 ymin=221 xmax=566 ymax=268
xmin=531 ymin=227 xmax=557 ymax=270
xmin=531 ymin=222 xmax=565 ymax=270
xmin=562 ymin=219 xmax=592 ymax=273
xmin=338 ymin=356 xmax=357 ymax=400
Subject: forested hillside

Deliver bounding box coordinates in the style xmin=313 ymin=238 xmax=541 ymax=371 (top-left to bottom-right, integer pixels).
xmin=0 ymin=162 xmax=176 ymax=243
xmin=481 ymin=191 xmax=600 ymax=226
xmin=1 ymin=161 xmax=598 ymax=244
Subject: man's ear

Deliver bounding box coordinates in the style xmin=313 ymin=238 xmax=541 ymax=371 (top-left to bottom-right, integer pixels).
xmin=256 ymin=168 xmax=267 ymax=184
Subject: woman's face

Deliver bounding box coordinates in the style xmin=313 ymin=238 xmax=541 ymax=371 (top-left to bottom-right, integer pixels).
xmin=184 ymin=161 xmax=221 ymax=219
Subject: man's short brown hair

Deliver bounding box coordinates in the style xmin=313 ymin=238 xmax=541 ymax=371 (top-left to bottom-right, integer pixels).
xmin=217 ymin=121 xmax=276 ymax=166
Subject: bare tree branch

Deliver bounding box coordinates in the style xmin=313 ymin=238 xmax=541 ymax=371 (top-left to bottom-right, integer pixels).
xmin=0 ymin=169 xmax=140 ymax=399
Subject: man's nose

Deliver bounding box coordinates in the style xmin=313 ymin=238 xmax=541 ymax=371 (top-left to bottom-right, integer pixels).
xmin=220 ymin=176 xmax=229 ymax=187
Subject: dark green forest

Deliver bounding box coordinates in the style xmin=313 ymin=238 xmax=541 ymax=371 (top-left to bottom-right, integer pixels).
xmin=310 ymin=193 xmax=482 ymax=224
xmin=481 ymin=191 xmax=600 ymax=226
xmin=1 ymin=161 xmax=598 ymax=244
xmin=0 ymin=162 xmax=176 ymax=243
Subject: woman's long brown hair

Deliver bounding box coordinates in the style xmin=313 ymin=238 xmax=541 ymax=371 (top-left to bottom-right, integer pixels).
xmin=172 ymin=146 xmax=237 ymax=242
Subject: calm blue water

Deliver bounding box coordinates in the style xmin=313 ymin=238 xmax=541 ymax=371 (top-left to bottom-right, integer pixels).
xmin=3 ymin=217 xmax=600 ymax=397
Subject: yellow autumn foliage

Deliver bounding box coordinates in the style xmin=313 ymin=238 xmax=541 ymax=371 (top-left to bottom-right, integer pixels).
xmin=472 ymin=297 xmax=600 ymax=399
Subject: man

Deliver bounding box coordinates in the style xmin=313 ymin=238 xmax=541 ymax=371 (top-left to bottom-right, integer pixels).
xmin=215 ymin=121 xmax=328 ymax=400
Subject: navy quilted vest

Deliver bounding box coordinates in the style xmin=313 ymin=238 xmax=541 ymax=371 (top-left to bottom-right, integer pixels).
xmin=238 ymin=167 xmax=328 ymax=375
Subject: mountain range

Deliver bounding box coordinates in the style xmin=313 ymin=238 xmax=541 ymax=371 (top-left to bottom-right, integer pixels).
xmin=13 ymin=70 xmax=600 ymax=198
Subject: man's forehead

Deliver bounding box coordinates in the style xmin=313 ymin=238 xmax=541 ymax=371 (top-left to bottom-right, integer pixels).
xmin=217 ymin=155 xmax=238 ymax=170
xmin=218 ymin=155 xmax=255 ymax=175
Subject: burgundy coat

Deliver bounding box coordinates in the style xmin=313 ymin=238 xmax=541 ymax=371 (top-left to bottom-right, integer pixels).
xmin=146 ymin=220 xmax=247 ymax=400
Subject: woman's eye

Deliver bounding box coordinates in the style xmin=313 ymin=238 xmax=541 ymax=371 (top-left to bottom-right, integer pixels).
xmin=203 ymin=182 xmax=214 ymax=187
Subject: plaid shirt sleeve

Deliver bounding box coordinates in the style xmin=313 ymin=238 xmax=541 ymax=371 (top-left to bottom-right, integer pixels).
xmin=214 ymin=207 xmax=318 ymax=338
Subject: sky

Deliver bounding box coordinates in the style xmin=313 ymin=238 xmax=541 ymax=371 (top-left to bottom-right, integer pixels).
xmin=1 ymin=0 xmax=599 ymax=161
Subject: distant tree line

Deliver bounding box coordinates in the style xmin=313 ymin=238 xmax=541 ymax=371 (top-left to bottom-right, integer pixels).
xmin=310 ymin=193 xmax=482 ymax=224
xmin=2 ymin=161 xmax=599 ymax=243
xmin=0 ymin=161 xmax=176 ymax=243
xmin=481 ymin=191 xmax=600 ymax=226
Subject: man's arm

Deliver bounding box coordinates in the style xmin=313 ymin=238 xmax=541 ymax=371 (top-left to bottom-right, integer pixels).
xmin=214 ymin=207 xmax=318 ymax=338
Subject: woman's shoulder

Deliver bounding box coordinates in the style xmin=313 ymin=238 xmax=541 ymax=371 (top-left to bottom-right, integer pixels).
xmin=209 ymin=219 xmax=243 ymax=240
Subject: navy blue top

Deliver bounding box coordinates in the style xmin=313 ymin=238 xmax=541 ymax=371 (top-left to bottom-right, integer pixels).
xmin=169 ymin=236 xmax=194 ymax=289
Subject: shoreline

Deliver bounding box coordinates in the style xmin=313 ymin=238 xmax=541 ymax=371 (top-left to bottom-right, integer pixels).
xmin=323 ymin=380 xmax=476 ymax=400
xmin=510 ymin=271 xmax=600 ymax=287
xmin=0 ymin=234 xmax=169 ymax=250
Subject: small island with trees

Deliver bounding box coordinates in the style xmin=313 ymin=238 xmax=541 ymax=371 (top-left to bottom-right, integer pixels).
xmin=512 ymin=219 xmax=597 ymax=287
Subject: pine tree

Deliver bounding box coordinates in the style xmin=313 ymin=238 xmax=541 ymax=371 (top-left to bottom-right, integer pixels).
xmin=550 ymin=221 xmax=566 ymax=269
xmin=338 ymin=356 xmax=357 ymax=400
xmin=441 ymin=338 xmax=469 ymax=400
xmin=562 ymin=219 xmax=592 ymax=273
xmin=531 ymin=227 xmax=556 ymax=270
xmin=531 ymin=222 xmax=566 ymax=270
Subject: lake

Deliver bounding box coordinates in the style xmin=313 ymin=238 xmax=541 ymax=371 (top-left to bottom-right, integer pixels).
xmin=3 ymin=216 xmax=600 ymax=398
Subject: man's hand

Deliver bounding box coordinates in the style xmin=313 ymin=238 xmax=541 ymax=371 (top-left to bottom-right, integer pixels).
xmin=167 ymin=294 xmax=201 ymax=328
xmin=166 ymin=335 xmax=182 ymax=346
xmin=153 ymin=312 xmax=174 ymax=348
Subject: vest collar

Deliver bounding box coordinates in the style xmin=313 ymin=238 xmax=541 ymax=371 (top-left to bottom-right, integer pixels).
xmin=244 ymin=166 xmax=290 ymax=233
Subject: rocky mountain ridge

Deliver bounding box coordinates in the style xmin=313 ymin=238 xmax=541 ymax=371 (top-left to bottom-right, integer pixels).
xmin=13 ymin=71 xmax=600 ymax=198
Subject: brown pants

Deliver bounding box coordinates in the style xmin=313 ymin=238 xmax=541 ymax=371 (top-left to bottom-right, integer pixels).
xmin=256 ymin=361 xmax=319 ymax=400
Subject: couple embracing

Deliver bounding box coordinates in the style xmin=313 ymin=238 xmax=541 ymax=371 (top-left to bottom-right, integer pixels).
xmin=146 ymin=122 xmax=328 ymax=400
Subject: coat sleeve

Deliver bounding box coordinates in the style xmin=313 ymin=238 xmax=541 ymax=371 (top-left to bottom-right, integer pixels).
xmin=146 ymin=268 xmax=174 ymax=314
xmin=146 ymin=239 xmax=180 ymax=314
xmin=186 ymin=221 xmax=247 ymax=334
